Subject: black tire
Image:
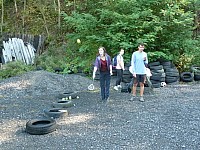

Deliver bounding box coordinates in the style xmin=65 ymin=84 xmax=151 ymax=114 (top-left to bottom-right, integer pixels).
xmin=165 ymin=71 xmax=179 ymax=77
xmin=150 ymin=80 xmax=160 ymax=84
xmin=160 ymin=61 xmax=171 ymax=67
xmin=194 ymin=73 xmax=200 ymax=81
xmin=180 ymin=72 xmax=194 ymax=82
xmin=149 ymin=65 xmax=163 ymax=70
xmin=165 ymin=76 xmax=179 ymax=83
xmin=57 ymin=91 xmax=78 ymax=99
xmin=52 ymin=100 xmax=74 ymax=108
xmin=152 ymin=83 xmax=161 ymax=88
xmin=150 ymin=74 xmax=162 ymax=81
xmin=26 ymin=118 xmax=58 ymax=135
xmin=148 ymin=61 xmax=160 ymax=67
xmin=44 ymin=108 xmax=68 ymax=118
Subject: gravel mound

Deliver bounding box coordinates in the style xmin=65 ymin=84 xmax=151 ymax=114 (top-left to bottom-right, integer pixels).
xmin=0 ymin=71 xmax=200 ymax=150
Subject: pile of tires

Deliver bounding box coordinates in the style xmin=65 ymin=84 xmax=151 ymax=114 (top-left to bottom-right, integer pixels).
xmin=161 ymin=61 xmax=179 ymax=84
xmin=148 ymin=61 xmax=164 ymax=88
xmin=191 ymin=66 xmax=200 ymax=81
xmin=148 ymin=61 xmax=180 ymax=88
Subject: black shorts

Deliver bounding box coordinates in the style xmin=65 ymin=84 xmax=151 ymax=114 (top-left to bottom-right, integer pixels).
xmin=133 ymin=74 xmax=146 ymax=84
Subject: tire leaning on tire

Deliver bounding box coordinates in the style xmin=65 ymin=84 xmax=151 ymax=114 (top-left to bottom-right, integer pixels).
xmin=26 ymin=118 xmax=58 ymax=135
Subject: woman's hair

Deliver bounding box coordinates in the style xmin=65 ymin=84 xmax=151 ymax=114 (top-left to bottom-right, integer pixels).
xmin=98 ymin=46 xmax=106 ymax=56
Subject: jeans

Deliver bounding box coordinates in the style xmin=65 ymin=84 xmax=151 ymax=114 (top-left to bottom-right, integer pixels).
xmin=116 ymin=69 xmax=123 ymax=86
xmin=100 ymin=71 xmax=111 ymax=100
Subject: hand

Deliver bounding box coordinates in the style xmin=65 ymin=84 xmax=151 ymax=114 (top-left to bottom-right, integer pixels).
xmin=92 ymin=72 xmax=95 ymax=79
xmin=133 ymin=73 xmax=136 ymax=78
xmin=110 ymin=71 xmax=113 ymax=76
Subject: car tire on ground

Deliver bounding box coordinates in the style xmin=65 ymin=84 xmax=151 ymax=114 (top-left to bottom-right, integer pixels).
xmin=26 ymin=118 xmax=58 ymax=135
xmin=52 ymin=100 xmax=74 ymax=108
xmin=44 ymin=108 xmax=68 ymax=118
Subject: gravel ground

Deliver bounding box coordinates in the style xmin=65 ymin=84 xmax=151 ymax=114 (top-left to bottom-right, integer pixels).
xmin=0 ymin=70 xmax=200 ymax=150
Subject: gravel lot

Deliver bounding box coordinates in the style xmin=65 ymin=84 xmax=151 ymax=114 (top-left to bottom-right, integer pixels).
xmin=0 ymin=70 xmax=200 ymax=150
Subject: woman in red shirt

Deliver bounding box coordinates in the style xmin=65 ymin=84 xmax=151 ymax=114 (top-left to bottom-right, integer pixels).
xmin=93 ymin=47 xmax=113 ymax=102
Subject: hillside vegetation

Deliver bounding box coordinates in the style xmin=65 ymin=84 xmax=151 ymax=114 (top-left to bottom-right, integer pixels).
xmin=0 ymin=0 xmax=200 ymax=79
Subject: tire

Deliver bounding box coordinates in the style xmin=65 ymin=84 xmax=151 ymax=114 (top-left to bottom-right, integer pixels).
xmin=44 ymin=108 xmax=68 ymax=118
xmin=148 ymin=61 xmax=160 ymax=67
xmin=191 ymin=66 xmax=200 ymax=73
xmin=165 ymin=76 xmax=179 ymax=83
xmin=26 ymin=118 xmax=58 ymax=135
xmin=149 ymin=65 xmax=163 ymax=70
xmin=152 ymin=83 xmax=161 ymax=88
xmin=165 ymin=71 xmax=179 ymax=77
xmin=52 ymin=100 xmax=74 ymax=108
xmin=150 ymin=74 xmax=161 ymax=81
xmin=194 ymin=73 xmax=200 ymax=81
xmin=161 ymin=61 xmax=171 ymax=67
xmin=180 ymin=72 xmax=194 ymax=82
xmin=57 ymin=91 xmax=78 ymax=99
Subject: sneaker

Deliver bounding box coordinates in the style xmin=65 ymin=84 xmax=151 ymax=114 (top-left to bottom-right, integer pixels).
xmin=106 ymin=97 xmax=113 ymax=104
xmin=129 ymin=95 xmax=136 ymax=101
xmin=139 ymin=96 xmax=145 ymax=102
xmin=117 ymin=85 xmax=122 ymax=88
xmin=114 ymin=86 xmax=118 ymax=91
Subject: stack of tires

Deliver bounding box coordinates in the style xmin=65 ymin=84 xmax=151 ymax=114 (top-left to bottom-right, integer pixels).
xmin=161 ymin=61 xmax=179 ymax=84
xmin=148 ymin=61 xmax=164 ymax=88
xmin=148 ymin=61 xmax=180 ymax=88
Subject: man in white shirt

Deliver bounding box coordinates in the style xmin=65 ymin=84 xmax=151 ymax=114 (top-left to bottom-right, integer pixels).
xmin=130 ymin=43 xmax=148 ymax=102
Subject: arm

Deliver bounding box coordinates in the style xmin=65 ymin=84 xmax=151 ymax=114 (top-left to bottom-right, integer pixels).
xmin=92 ymin=58 xmax=99 ymax=79
xmin=109 ymin=56 xmax=113 ymax=75
xmin=131 ymin=53 xmax=136 ymax=77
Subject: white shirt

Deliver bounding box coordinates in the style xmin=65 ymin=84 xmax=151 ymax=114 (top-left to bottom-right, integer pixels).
xmin=116 ymin=54 xmax=124 ymax=70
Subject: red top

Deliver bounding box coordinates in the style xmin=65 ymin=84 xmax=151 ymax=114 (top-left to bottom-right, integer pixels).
xmin=100 ymin=59 xmax=107 ymax=72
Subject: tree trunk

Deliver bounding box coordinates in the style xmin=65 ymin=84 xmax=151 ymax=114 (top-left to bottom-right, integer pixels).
xmin=57 ymin=0 xmax=61 ymax=30
xmin=14 ymin=0 xmax=18 ymax=31
xmin=1 ymin=0 xmax=4 ymax=34
xmin=22 ymin=0 xmax=26 ymax=33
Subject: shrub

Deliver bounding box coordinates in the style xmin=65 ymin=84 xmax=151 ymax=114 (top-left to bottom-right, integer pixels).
xmin=0 ymin=61 xmax=34 ymax=80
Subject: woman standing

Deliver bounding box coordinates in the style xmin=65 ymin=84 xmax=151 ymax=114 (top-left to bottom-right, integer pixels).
xmin=93 ymin=47 xmax=113 ymax=102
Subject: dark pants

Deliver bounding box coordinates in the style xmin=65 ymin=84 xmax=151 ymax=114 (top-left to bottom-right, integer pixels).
xmin=116 ymin=69 xmax=123 ymax=86
xmin=100 ymin=71 xmax=111 ymax=100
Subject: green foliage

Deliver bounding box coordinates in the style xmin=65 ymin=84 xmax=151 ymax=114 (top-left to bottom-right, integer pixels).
xmin=1 ymin=0 xmax=200 ymax=75
xmin=35 ymin=44 xmax=67 ymax=73
xmin=62 ymin=0 xmax=200 ymax=72
xmin=147 ymin=51 xmax=173 ymax=63
xmin=176 ymin=54 xmax=194 ymax=73
xmin=0 ymin=61 xmax=34 ymax=80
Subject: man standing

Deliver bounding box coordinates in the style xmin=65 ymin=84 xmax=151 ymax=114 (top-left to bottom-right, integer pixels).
xmin=130 ymin=43 xmax=148 ymax=102
xmin=114 ymin=48 xmax=125 ymax=91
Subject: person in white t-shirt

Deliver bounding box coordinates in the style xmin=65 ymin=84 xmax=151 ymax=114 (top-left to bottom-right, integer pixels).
xmin=130 ymin=43 xmax=148 ymax=102
xmin=114 ymin=48 xmax=125 ymax=91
